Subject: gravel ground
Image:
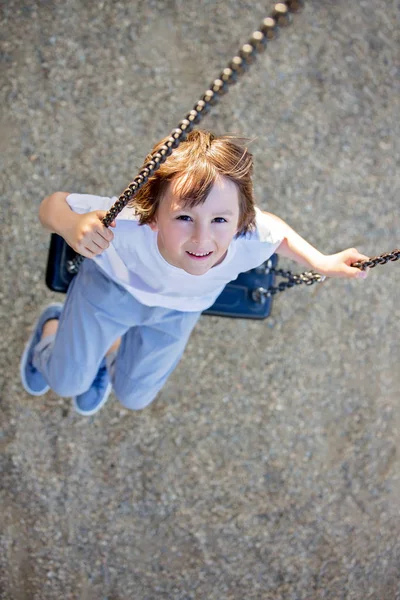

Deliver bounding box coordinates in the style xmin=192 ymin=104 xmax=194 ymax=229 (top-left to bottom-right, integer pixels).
xmin=1 ymin=1 xmax=399 ymax=599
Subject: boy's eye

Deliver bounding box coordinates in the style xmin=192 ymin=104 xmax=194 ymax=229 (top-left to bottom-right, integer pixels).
xmin=176 ymin=215 xmax=228 ymax=223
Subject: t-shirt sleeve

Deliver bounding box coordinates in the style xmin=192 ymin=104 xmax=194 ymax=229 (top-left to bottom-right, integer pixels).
xmin=254 ymin=207 xmax=285 ymax=247
xmin=66 ymin=193 xmax=117 ymax=214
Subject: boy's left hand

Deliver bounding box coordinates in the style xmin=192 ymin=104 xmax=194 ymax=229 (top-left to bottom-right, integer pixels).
xmin=316 ymin=248 xmax=370 ymax=279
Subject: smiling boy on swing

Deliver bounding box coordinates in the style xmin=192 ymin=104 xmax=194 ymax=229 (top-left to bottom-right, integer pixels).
xmin=20 ymin=130 xmax=369 ymax=415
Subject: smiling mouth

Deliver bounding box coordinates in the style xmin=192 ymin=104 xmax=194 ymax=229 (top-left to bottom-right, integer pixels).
xmin=186 ymin=251 xmax=213 ymax=260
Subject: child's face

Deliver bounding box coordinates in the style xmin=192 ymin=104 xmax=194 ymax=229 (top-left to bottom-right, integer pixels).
xmin=150 ymin=175 xmax=240 ymax=276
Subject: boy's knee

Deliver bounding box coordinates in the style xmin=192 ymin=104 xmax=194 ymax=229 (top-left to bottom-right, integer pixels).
xmin=34 ymin=347 xmax=98 ymax=398
xmin=47 ymin=370 xmax=94 ymax=398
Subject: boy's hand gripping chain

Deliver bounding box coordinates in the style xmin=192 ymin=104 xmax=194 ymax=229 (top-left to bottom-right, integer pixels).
xmin=251 ymin=248 xmax=400 ymax=303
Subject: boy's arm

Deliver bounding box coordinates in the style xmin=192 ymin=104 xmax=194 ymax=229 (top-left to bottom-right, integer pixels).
xmin=264 ymin=212 xmax=369 ymax=279
xmin=39 ymin=191 xmax=115 ymax=257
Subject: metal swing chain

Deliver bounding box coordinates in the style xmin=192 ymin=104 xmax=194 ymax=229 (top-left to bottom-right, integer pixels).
xmin=67 ymin=0 xmax=305 ymax=274
xmin=252 ymin=248 xmax=400 ymax=303
xmin=67 ymin=0 xmax=399 ymax=292
xmin=351 ymin=249 xmax=400 ymax=270
xmin=254 ymin=267 xmax=326 ymax=301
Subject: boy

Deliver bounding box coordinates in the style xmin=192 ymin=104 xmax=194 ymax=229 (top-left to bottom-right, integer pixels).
xmin=20 ymin=130 xmax=369 ymax=416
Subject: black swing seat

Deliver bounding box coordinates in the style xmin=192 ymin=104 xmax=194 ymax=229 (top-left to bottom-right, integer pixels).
xmin=203 ymin=254 xmax=277 ymax=319
xmin=45 ymin=233 xmax=277 ymax=320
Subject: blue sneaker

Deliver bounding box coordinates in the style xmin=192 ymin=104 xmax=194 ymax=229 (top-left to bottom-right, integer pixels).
xmin=20 ymin=303 xmax=64 ymax=396
xmin=73 ymin=359 xmax=112 ymax=416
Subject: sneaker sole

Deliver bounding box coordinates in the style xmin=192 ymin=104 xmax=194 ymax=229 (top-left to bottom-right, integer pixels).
xmin=72 ymin=383 xmax=113 ymax=416
xmin=20 ymin=302 xmax=64 ymax=396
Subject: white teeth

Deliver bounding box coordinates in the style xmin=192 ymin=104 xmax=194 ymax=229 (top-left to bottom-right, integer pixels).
xmin=188 ymin=251 xmax=211 ymax=257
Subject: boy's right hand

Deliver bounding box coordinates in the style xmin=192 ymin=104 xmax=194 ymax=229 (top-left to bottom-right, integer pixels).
xmin=64 ymin=210 xmax=116 ymax=257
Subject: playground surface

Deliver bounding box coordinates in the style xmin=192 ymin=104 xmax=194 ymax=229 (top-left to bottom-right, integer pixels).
xmin=1 ymin=1 xmax=399 ymax=598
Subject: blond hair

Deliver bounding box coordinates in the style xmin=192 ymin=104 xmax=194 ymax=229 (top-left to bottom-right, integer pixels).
xmin=129 ymin=130 xmax=256 ymax=235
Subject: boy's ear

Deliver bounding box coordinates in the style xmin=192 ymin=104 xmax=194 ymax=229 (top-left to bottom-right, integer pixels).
xmin=149 ymin=219 xmax=158 ymax=232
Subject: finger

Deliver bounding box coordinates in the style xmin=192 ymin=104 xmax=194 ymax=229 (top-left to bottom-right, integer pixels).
xmin=83 ymin=229 xmax=110 ymax=249
xmin=76 ymin=238 xmax=99 ymax=257
xmin=96 ymin=210 xmax=115 ymax=230
xmin=353 ymin=253 xmax=370 ymax=263
xmin=96 ymin=226 xmax=114 ymax=242
xmin=348 ymin=249 xmax=370 ymax=263
xmin=355 ymin=270 xmax=368 ymax=279
xmin=351 ymin=265 xmax=369 ymax=279
xmin=82 ymin=235 xmax=105 ymax=252
xmin=93 ymin=230 xmax=112 ymax=247
xmin=84 ymin=239 xmax=106 ymax=255
xmin=345 ymin=266 xmax=363 ymax=278
xmin=339 ymin=262 xmax=365 ymax=279
xmin=80 ymin=246 xmax=96 ymax=258
xmin=349 ymin=258 xmax=368 ymax=270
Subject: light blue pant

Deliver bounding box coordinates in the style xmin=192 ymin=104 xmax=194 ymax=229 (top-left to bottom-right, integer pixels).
xmin=33 ymin=260 xmax=201 ymax=409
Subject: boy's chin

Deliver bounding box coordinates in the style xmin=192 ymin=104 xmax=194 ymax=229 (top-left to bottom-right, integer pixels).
xmin=182 ymin=263 xmax=213 ymax=276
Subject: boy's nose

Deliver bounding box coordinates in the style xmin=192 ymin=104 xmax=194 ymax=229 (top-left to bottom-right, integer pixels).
xmin=191 ymin=223 xmax=210 ymax=245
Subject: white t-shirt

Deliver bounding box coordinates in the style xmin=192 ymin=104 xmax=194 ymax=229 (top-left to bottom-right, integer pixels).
xmin=66 ymin=194 xmax=284 ymax=312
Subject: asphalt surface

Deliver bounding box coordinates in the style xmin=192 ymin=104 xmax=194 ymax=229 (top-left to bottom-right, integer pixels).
xmin=1 ymin=1 xmax=399 ymax=598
